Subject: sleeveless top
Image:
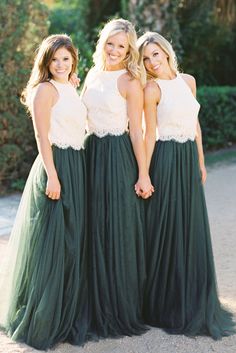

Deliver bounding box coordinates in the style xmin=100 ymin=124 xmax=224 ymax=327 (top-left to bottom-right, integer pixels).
xmin=82 ymin=68 xmax=128 ymax=137
xmin=48 ymin=79 xmax=87 ymax=150
xmin=156 ymin=73 xmax=200 ymax=143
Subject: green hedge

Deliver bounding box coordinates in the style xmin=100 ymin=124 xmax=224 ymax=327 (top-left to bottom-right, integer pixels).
xmin=0 ymin=0 xmax=48 ymax=195
xmin=198 ymin=86 xmax=236 ymax=150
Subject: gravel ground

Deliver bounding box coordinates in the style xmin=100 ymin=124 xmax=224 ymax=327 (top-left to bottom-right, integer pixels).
xmin=0 ymin=162 xmax=235 ymax=353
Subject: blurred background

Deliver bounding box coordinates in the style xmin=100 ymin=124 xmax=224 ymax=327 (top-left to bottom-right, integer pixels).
xmin=0 ymin=0 xmax=236 ymax=193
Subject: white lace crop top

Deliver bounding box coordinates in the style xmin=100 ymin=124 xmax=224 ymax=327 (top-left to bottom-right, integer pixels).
xmin=82 ymin=68 xmax=128 ymax=137
xmin=48 ymin=79 xmax=87 ymax=150
xmin=156 ymin=73 xmax=200 ymax=143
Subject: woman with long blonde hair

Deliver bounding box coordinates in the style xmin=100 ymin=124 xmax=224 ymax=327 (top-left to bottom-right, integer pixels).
xmin=82 ymin=18 xmax=153 ymax=338
xmin=0 ymin=34 xmax=89 ymax=349
xmin=137 ymin=31 xmax=235 ymax=339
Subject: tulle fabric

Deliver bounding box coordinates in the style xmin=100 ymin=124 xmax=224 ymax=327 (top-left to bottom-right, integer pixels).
xmin=143 ymin=140 xmax=235 ymax=339
xmin=85 ymin=132 xmax=147 ymax=338
xmin=0 ymin=146 xmax=89 ymax=350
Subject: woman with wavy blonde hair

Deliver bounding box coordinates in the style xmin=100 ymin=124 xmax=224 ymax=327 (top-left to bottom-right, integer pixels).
xmin=82 ymin=18 xmax=153 ymax=338
xmin=137 ymin=31 xmax=178 ymax=83
xmin=137 ymin=31 xmax=235 ymax=339
xmin=92 ymin=18 xmax=145 ymax=84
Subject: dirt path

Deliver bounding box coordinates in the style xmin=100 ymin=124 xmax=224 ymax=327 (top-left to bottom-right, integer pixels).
xmin=0 ymin=162 xmax=235 ymax=353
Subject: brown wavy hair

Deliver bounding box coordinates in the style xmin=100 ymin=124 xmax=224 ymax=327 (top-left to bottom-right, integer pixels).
xmin=21 ymin=34 xmax=78 ymax=110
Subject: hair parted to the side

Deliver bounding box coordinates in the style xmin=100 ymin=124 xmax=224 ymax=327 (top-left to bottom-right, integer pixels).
xmin=137 ymin=32 xmax=178 ymax=84
xmin=21 ymin=34 xmax=78 ymax=111
xmin=93 ymin=18 xmax=146 ymax=85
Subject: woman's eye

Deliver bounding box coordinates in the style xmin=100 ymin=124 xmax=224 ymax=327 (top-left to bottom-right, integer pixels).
xmin=119 ymin=45 xmax=125 ymax=48
xmin=153 ymin=52 xmax=159 ymax=57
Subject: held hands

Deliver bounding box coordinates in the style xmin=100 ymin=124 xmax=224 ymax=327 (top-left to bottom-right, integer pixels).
xmin=69 ymin=73 xmax=80 ymax=88
xmin=200 ymin=164 xmax=207 ymax=184
xmin=135 ymin=175 xmax=155 ymax=199
xmin=45 ymin=174 xmax=61 ymax=200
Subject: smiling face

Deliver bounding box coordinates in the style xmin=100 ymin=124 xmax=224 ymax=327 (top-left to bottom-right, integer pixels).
xmin=143 ymin=42 xmax=170 ymax=78
xmin=104 ymin=32 xmax=129 ymax=70
xmin=49 ymin=47 xmax=73 ymax=83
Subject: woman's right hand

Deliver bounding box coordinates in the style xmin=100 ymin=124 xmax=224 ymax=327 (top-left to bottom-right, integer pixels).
xmin=45 ymin=174 xmax=61 ymax=200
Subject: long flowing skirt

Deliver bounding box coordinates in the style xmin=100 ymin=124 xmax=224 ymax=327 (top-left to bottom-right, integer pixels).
xmin=144 ymin=140 xmax=235 ymax=339
xmin=85 ymin=133 xmax=147 ymax=338
xmin=0 ymin=146 xmax=88 ymax=350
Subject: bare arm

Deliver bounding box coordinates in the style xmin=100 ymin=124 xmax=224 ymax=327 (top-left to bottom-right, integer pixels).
xmin=144 ymin=81 xmax=159 ymax=171
xmin=125 ymin=78 xmax=154 ymax=197
xmin=195 ymin=119 xmax=207 ymax=183
xmin=32 ymin=82 xmax=61 ymax=199
xmin=182 ymin=74 xmax=207 ymax=183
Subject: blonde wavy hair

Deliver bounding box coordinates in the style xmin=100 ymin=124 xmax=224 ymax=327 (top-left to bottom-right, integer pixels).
xmin=137 ymin=32 xmax=178 ymax=84
xmin=21 ymin=34 xmax=78 ymax=111
xmin=93 ymin=18 xmax=145 ymax=84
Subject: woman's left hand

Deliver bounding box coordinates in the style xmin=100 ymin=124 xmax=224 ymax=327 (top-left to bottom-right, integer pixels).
xmin=135 ymin=175 xmax=154 ymax=199
xmin=200 ymin=164 xmax=207 ymax=184
xmin=69 ymin=73 xmax=80 ymax=88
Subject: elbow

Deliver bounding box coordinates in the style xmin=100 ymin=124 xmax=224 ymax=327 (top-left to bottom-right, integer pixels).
xmin=35 ymin=132 xmax=50 ymax=144
xmin=129 ymin=130 xmax=143 ymax=143
xmin=145 ymin=132 xmax=156 ymax=144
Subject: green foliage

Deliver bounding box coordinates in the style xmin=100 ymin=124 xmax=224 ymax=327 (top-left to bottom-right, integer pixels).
xmin=88 ymin=0 xmax=120 ymax=28
xmin=178 ymin=1 xmax=236 ymax=85
xmin=0 ymin=0 xmax=48 ymax=193
xmin=198 ymin=86 xmax=236 ymax=149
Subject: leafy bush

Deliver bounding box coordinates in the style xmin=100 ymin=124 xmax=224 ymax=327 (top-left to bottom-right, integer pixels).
xmin=178 ymin=1 xmax=236 ymax=86
xmin=198 ymin=86 xmax=236 ymax=149
xmin=0 ymin=0 xmax=48 ymax=194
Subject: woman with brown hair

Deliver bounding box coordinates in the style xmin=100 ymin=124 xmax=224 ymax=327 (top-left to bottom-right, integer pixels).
xmin=0 ymin=34 xmax=88 ymax=349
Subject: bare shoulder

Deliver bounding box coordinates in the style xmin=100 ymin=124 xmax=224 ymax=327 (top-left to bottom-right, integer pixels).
xmin=180 ymin=73 xmax=196 ymax=92
xmin=118 ymin=73 xmax=142 ymax=99
xmin=33 ymin=82 xmax=58 ymax=104
xmin=35 ymin=81 xmax=57 ymax=97
xmin=122 ymin=73 xmax=142 ymax=88
xmin=145 ymin=80 xmax=160 ymax=94
xmin=144 ymin=80 xmax=160 ymax=103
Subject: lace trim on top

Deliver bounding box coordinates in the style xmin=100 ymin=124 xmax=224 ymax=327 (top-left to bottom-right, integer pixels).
xmin=51 ymin=140 xmax=84 ymax=150
xmin=89 ymin=127 xmax=128 ymax=138
xmin=158 ymin=134 xmax=196 ymax=143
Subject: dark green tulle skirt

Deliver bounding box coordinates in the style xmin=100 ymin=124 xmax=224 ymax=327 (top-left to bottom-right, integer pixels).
xmin=85 ymin=133 xmax=147 ymax=338
xmin=0 ymin=146 xmax=88 ymax=350
xmin=144 ymin=140 xmax=235 ymax=339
